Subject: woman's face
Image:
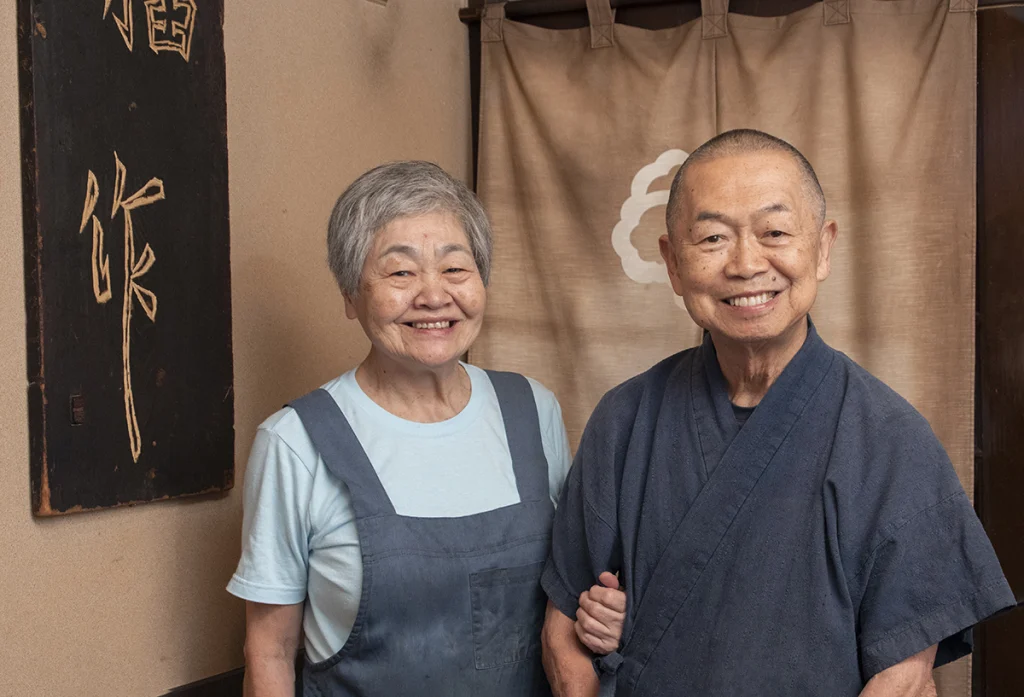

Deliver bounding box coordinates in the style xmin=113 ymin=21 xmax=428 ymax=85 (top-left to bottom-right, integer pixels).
xmin=345 ymin=210 xmax=486 ymax=372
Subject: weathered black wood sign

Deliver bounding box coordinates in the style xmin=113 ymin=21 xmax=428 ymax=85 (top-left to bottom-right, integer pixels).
xmin=17 ymin=0 xmax=233 ymax=515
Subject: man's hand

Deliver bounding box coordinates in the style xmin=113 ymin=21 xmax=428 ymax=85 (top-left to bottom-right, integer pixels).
xmin=575 ymin=571 xmax=627 ymax=655
xmin=858 ymin=645 xmax=938 ymax=697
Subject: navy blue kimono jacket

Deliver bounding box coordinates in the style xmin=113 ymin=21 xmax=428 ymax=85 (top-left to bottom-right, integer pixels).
xmin=542 ymin=323 xmax=1015 ymax=696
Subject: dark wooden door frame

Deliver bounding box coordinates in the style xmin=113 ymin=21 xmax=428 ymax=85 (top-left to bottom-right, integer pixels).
xmin=462 ymin=3 xmax=1024 ymax=695
xmin=974 ymin=7 xmax=1024 ymax=697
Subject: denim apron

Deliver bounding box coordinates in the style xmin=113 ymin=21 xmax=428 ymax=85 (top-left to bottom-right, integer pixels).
xmin=288 ymin=370 xmax=554 ymax=697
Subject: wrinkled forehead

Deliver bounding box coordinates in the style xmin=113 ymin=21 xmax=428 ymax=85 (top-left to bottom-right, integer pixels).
xmin=681 ymin=151 xmax=811 ymax=221
xmin=372 ymin=210 xmax=469 ymax=248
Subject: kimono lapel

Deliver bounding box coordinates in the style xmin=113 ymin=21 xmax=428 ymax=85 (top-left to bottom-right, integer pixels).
xmin=691 ymin=330 xmax=741 ymax=478
xmin=617 ymin=321 xmax=835 ymax=694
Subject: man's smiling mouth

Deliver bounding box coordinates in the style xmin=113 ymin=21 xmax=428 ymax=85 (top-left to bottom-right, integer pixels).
xmin=724 ymin=291 xmax=778 ymax=307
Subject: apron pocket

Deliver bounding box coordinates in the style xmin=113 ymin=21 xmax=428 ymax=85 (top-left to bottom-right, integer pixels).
xmin=470 ymin=560 xmax=547 ymax=669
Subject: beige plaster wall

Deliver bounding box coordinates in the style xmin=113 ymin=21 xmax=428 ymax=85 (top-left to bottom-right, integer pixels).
xmin=0 ymin=1 xmax=470 ymax=695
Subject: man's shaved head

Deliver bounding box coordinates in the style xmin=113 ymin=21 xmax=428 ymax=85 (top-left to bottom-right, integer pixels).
xmin=666 ymin=129 xmax=826 ymax=234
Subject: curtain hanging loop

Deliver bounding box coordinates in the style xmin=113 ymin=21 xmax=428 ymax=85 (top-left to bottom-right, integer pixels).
xmin=948 ymin=0 xmax=977 ymax=12
xmin=585 ymin=0 xmax=615 ymax=49
xmin=481 ymin=1 xmax=507 ymax=43
xmin=701 ymin=0 xmax=730 ymax=39
xmin=823 ymin=0 xmax=851 ymax=25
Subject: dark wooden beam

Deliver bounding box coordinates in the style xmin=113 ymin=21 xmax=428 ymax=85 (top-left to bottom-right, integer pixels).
xmin=974 ymin=7 xmax=1024 ymax=697
xmin=461 ymin=0 xmax=1021 ymax=24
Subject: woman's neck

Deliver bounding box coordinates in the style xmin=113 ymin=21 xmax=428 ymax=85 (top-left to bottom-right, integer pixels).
xmin=355 ymin=349 xmax=472 ymax=423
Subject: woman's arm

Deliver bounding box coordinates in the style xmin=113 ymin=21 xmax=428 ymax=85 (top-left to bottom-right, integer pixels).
xmin=243 ymin=601 xmax=304 ymax=697
xmin=858 ymin=645 xmax=938 ymax=697
xmin=542 ymin=601 xmax=599 ymax=697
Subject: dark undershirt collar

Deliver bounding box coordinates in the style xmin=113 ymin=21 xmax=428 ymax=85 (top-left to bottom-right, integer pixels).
xmin=732 ymin=403 xmax=756 ymax=426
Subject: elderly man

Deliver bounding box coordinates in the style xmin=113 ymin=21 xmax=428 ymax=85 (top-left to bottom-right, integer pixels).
xmin=540 ymin=130 xmax=1016 ymax=697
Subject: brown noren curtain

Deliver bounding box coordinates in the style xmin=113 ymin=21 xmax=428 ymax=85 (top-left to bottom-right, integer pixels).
xmin=473 ymin=1 xmax=977 ymax=692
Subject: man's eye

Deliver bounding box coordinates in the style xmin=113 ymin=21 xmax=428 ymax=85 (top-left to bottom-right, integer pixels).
xmin=445 ymin=267 xmax=466 ymax=274
xmin=766 ymin=230 xmax=786 ymax=238
xmin=703 ymin=235 xmax=722 ymax=244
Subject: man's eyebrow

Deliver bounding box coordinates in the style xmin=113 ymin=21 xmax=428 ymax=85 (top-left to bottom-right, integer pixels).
xmin=695 ymin=210 xmax=730 ymax=223
xmin=379 ymin=244 xmax=419 ymax=259
xmin=694 ymin=204 xmax=792 ymax=225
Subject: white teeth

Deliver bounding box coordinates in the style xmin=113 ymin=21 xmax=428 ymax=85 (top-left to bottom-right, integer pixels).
xmin=411 ymin=321 xmax=451 ymax=329
xmin=728 ymin=292 xmax=776 ymax=307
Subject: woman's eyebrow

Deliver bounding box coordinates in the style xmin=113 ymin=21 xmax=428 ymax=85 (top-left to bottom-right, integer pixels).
xmin=378 ymin=244 xmax=419 ymax=259
xmin=438 ymin=243 xmax=471 ymax=256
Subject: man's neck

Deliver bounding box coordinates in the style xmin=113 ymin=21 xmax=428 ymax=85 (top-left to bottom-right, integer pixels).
xmin=711 ymin=318 xmax=808 ymax=408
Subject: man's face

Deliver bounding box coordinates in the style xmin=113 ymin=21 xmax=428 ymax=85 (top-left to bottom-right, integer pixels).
xmin=659 ymin=150 xmax=837 ymax=347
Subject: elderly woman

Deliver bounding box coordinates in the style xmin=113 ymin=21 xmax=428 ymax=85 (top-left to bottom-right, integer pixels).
xmin=228 ymin=162 xmax=624 ymax=697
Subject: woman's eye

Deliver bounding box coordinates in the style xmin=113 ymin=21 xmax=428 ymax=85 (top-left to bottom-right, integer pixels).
xmin=445 ymin=267 xmax=467 ymax=274
xmin=391 ymin=270 xmax=411 ymax=278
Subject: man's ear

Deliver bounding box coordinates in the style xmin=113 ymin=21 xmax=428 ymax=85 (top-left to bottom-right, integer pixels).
xmin=816 ymin=220 xmax=839 ymax=282
xmin=343 ymin=293 xmax=358 ymax=320
xmin=659 ymin=233 xmax=686 ymax=297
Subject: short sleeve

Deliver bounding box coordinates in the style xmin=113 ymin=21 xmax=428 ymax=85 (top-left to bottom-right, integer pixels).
xmin=526 ymin=377 xmax=572 ymax=506
xmin=856 ymin=489 xmax=1015 ymax=677
xmin=541 ymin=400 xmax=624 ymax=620
xmin=846 ymin=415 xmax=1016 ymax=678
xmin=226 ymin=425 xmax=314 ymax=605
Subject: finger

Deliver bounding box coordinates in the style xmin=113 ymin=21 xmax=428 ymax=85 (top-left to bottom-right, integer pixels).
xmin=576 ymin=607 xmax=610 ymax=638
xmin=588 ymin=586 xmax=627 ymax=613
xmin=576 ymin=608 xmax=619 ymax=643
xmin=575 ymin=618 xmax=606 ymax=650
xmin=574 ymin=617 xmax=588 ymax=645
xmin=581 ymin=635 xmax=616 ymax=655
xmin=579 ymin=591 xmax=624 ymax=626
xmin=576 ymin=622 xmax=616 ymax=655
xmin=598 ymin=571 xmax=620 ymax=590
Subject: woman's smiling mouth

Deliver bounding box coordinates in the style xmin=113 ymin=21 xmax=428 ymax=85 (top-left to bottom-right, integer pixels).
xmin=405 ymin=320 xmax=455 ymax=329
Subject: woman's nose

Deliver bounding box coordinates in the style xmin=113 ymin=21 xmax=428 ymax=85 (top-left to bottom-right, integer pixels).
xmin=415 ymin=274 xmax=451 ymax=308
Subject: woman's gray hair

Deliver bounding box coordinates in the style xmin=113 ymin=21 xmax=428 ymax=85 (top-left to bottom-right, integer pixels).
xmin=327 ymin=161 xmax=493 ymax=297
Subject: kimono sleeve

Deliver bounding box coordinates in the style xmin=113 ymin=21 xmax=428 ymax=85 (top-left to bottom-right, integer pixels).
xmin=848 ymin=414 xmax=1016 ymax=679
xmin=542 ymin=393 xmax=626 ymax=620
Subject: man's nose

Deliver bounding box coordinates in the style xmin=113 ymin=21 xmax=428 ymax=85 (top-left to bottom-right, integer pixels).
xmin=725 ymin=236 xmax=769 ymax=278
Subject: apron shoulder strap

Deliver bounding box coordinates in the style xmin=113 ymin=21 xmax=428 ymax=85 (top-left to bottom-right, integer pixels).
xmin=485 ymin=370 xmax=550 ymax=503
xmin=288 ymin=389 xmax=396 ymax=518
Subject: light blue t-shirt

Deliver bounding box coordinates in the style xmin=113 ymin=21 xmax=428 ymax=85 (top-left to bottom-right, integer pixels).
xmin=227 ymin=363 xmax=571 ymax=662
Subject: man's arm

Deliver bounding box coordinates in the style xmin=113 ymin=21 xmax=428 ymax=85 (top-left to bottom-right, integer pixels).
xmin=542 ymin=601 xmax=599 ymax=697
xmin=858 ymin=645 xmax=938 ymax=697
xmin=243 ymin=601 xmax=303 ymax=697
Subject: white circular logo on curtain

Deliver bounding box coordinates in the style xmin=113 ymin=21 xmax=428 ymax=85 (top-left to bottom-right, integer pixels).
xmin=612 ymin=149 xmax=690 ymax=308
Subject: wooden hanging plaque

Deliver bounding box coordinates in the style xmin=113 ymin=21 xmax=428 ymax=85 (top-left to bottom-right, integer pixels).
xmin=17 ymin=0 xmax=233 ymax=515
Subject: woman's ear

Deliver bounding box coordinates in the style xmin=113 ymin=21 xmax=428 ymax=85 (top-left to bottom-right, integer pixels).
xmin=343 ymin=293 xmax=359 ymax=320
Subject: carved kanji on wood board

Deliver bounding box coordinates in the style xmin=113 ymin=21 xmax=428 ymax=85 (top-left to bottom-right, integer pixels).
xmin=18 ymin=0 xmax=233 ymax=514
